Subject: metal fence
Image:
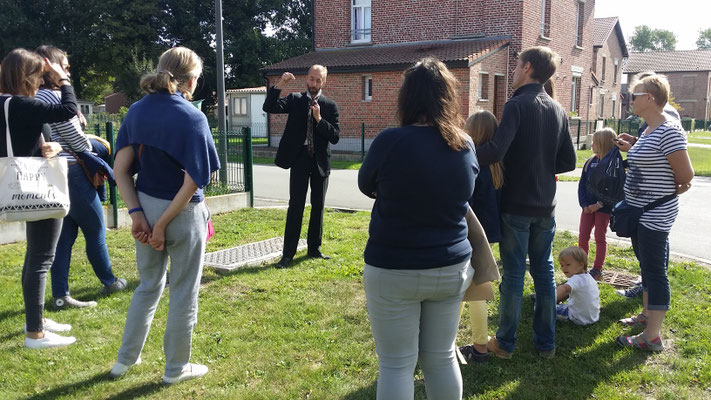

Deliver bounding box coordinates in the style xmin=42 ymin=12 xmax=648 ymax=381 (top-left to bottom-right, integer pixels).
xmin=88 ymin=121 xmax=253 ymax=226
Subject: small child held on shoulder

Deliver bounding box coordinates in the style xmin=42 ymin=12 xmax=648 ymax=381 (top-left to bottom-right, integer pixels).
xmin=578 ymin=128 xmax=618 ymax=281
xmin=556 ymin=246 xmax=600 ymax=325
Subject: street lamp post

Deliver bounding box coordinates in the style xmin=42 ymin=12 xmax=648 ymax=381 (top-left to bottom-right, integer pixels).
xmin=216 ymin=0 xmax=227 ymax=185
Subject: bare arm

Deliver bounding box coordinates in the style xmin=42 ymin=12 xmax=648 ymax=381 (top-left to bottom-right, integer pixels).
xmin=148 ymin=172 xmax=199 ymax=251
xmin=114 ymin=146 xmax=151 ymax=244
xmin=667 ymin=149 xmax=694 ymax=194
xmin=556 ymin=283 xmax=572 ymax=303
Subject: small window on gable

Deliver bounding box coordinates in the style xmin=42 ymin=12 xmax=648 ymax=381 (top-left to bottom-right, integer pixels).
xmin=351 ymin=0 xmax=371 ymax=43
xmin=575 ymin=1 xmax=585 ymax=47
xmin=478 ymin=73 xmax=489 ymax=100
xmin=363 ymin=75 xmax=372 ymax=101
xmin=601 ymin=56 xmax=607 ymax=82
xmin=540 ymin=0 xmax=551 ymax=38
xmin=613 ymin=59 xmax=619 ymax=84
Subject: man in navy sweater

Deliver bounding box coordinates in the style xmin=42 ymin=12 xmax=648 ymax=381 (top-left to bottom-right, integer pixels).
xmin=476 ymin=46 xmax=576 ymax=359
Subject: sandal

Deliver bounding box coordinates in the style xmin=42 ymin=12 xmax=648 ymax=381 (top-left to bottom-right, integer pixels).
xmin=618 ymin=313 xmax=648 ymax=327
xmin=616 ymin=335 xmax=664 ymax=352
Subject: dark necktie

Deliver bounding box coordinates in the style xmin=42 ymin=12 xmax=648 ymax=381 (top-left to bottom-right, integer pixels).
xmin=306 ymin=96 xmax=319 ymax=157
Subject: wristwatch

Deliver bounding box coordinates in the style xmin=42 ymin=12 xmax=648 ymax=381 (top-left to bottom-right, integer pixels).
xmin=596 ymin=201 xmax=604 ymax=207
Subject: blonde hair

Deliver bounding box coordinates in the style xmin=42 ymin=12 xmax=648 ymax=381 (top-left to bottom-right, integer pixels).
xmin=309 ymin=64 xmax=328 ymax=79
xmin=140 ymin=47 xmax=203 ymax=100
xmin=397 ymin=57 xmax=468 ymax=151
xmin=635 ymin=74 xmax=671 ymax=107
xmin=465 ymin=110 xmax=504 ymax=189
xmin=559 ymin=246 xmax=588 ymax=271
xmin=592 ymin=127 xmax=617 ymax=157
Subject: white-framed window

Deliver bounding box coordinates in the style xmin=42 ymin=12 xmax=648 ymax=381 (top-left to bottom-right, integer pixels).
xmin=611 ymin=98 xmax=616 ymax=118
xmin=571 ymin=76 xmax=581 ymax=113
xmin=351 ymin=0 xmax=371 ymax=43
xmin=598 ymin=93 xmax=605 ymax=117
xmin=575 ymin=0 xmax=585 ymax=47
xmin=233 ymin=97 xmax=248 ymax=116
xmin=540 ymin=0 xmax=551 ymax=38
xmin=478 ymin=73 xmax=489 ymax=100
xmin=363 ymin=75 xmax=372 ymax=101
xmin=613 ymin=59 xmax=619 ymax=84
xmin=601 ymin=56 xmax=606 ymax=82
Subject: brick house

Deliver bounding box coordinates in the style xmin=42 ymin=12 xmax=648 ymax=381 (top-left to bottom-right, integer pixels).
xmin=623 ymin=50 xmax=711 ymax=120
xmin=263 ymin=0 xmax=596 ymax=150
xmin=590 ymin=17 xmax=628 ymax=121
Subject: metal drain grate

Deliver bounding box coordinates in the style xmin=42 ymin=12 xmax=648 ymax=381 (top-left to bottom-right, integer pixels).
xmin=601 ymin=269 xmax=641 ymax=288
xmin=203 ymin=237 xmax=306 ymax=273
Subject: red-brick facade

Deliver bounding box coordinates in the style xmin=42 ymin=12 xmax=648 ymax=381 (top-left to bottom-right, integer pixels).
xmin=267 ymin=0 xmax=597 ymax=148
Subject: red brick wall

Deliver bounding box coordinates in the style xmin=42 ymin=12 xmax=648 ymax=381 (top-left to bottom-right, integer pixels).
xmin=266 ymin=67 xmax=472 ymax=143
xmin=470 ymin=47 xmax=510 ymax=117
xmin=590 ymin=28 xmax=624 ymax=120
xmin=666 ymin=71 xmax=711 ymax=119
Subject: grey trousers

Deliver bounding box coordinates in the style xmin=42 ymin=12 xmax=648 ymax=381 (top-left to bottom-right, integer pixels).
xmin=116 ymin=192 xmax=208 ymax=377
xmin=364 ymin=259 xmax=473 ymax=400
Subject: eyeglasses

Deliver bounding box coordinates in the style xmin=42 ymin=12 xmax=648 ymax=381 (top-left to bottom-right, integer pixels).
xmin=62 ymin=64 xmax=70 ymax=71
xmin=631 ymin=92 xmax=648 ymax=101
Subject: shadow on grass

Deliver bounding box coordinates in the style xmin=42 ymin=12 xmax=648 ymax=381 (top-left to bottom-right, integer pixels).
xmin=343 ymin=293 xmax=649 ymax=399
xmin=22 ymin=372 xmax=166 ymax=400
xmin=0 ymin=307 xmax=23 ymax=323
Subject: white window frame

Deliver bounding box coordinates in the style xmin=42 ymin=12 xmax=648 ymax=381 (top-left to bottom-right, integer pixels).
xmin=478 ymin=72 xmax=489 ymax=101
xmin=540 ymin=0 xmax=551 ymax=39
xmin=233 ymin=97 xmax=248 ymax=116
xmin=575 ymin=0 xmax=585 ymax=48
xmin=613 ymin=59 xmax=619 ymax=84
xmin=363 ymin=75 xmax=372 ymax=101
xmin=351 ymin=0 xmax=371 ymax=43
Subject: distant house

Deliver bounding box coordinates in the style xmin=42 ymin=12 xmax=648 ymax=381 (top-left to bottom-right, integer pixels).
xmin=262 ymin=0 xmax=596 ymax=151
xmin=591 ymin=17 xmax=628 ymax=120
xmin=225 ymin=86 xmax=267 ymax=138
xmin=104 ymin=92 xmax=128 ymax=114
xmin=623 ymin=50 xmax=711 ymax=120
xmin=77 ymin=99 xmax=95 ymax=116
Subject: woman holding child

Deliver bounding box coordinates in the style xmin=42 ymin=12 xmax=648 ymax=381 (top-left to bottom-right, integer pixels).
xmin=358 ymin=57 xmax=478 ymax=399
xmin=614 ymin=73 xmax=693 ymax=351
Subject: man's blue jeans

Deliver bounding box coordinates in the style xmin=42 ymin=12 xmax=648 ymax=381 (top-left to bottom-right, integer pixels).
xmin=496 ymin=213 xmax=556 ymax=353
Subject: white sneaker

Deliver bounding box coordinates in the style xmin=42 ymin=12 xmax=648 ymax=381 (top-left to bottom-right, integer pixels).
xmin=24 ymin=318 xmax=72 ymax=334
xmin=109 ymin=356 xmax=143 ymax=378
xmin=24 ymin=331 xmax=76 ymax=349
xmin=162 ymin=363 xmax=208 ymax=384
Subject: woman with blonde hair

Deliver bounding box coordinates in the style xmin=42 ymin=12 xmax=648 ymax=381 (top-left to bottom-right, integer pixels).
xmin=614 ymin=73 xmax=693 ymax=351
xmin=1 ymin=48 xmax=77 ymax=348
xmin=110 ymin=47 xmax=219 ymax=383
xmin=358 ymin=57 xmax=478 ymax=399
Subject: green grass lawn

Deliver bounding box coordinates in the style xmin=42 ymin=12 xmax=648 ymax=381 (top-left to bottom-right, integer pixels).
xmin=1 ymin=208 xmax=709 ymax=399
xmin=688 ymin=130 xmax=711 ymax=145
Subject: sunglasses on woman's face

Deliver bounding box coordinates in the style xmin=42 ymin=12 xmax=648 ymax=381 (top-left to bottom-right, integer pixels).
xmin=631 ymin=92 xmax=648 ymax=101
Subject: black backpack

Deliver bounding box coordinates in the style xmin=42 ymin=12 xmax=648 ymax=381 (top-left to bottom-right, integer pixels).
xmin=585 ymin=147 xmax=626 ymax=206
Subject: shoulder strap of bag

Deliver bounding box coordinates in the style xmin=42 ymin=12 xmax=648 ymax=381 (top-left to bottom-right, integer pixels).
xmin=3 ymin=97 xmax=14 ymax=158
xmin=642 ymin=193 xmax=677 ymax=212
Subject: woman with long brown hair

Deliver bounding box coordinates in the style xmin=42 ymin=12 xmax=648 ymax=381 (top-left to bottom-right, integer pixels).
xmin=0 ymin=48 xmax=78 ymax=348
xmin=358 ymin=57 xmax=478 ymax=399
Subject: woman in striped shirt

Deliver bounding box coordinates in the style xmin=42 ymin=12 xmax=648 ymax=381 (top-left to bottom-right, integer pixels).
xmin=614 ymin=74 xmax=694 ymax=352
xmin=34 ymin=46 xmax=126 ymax=310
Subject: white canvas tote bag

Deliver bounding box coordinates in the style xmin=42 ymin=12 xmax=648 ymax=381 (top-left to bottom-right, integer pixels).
xmin=0 ymin=97 xmax=69 ymax=222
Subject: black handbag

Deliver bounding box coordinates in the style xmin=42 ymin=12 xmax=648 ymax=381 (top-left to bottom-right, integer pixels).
xmin=610 ymin=194 xmax=676 ymax=238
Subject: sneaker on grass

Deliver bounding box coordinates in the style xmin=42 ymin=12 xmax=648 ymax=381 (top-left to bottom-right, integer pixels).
xmin=53 ymin=296 xmax=97 ymax=310
xmin=162 ymin=363 xmax=208 ymax=384
xmin=109 ymin=357 xmax=142 ymax=378
xmin=616 ymin=282 xmax=643 ymax=298
xmin=24 ymin=318 xmax=71 ymax=333
xmin=101 ymin=277 xmax=128 ymax=294
xmin=24 ymin=331 xmax=76 ymax=349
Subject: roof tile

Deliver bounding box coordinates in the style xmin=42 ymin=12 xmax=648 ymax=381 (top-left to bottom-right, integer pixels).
xmin=623 ymin=50 xmax=711 ymax=73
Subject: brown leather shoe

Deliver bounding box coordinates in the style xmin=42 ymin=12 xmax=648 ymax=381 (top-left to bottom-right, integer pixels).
xmin=486 ymin=336 xmax=513 ymax=359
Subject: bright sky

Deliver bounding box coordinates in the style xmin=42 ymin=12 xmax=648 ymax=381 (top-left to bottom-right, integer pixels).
xmin=594 ymin=0 xmax=710 ymax=51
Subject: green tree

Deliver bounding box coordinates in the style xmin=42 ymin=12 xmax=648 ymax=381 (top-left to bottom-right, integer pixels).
xmin=697 ymin=28 xmax=711 ymax=50
xmin=630 ymin=25 xmax=677 ymax=52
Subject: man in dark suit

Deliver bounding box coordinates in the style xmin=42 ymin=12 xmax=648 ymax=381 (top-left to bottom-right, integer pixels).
xmin=263 ymin=65 xmax=340 ymax=268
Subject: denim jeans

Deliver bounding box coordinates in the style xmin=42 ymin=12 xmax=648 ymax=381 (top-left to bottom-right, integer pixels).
xmin=631 ymin=224 xmax=670 ymax=310
xmin=496 ymin=213 xmax=556 ymax=353
xmin=364 ymin=260 xmax=473 ymax=400
xmin=51 ymin=164 xmax=115 ymax=297
xmin=23 ymin=218 xmax=62 ymax=332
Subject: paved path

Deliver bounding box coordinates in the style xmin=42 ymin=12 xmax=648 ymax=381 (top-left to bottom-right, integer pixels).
xmin=253 ymin=164 xmax=711 ymax=264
